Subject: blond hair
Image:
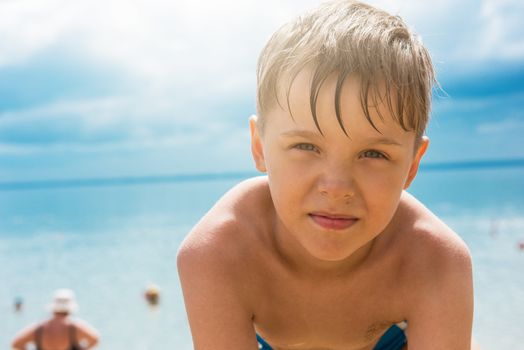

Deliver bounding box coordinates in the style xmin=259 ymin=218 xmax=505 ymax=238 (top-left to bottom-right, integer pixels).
xmin=256 ymin=0 xmax=436 ymax=140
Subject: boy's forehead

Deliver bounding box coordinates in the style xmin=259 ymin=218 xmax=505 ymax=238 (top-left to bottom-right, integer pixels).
xmin=277 ymin=68 xmax=386 ymax=111
xmin=274 ymin=69 xmax=405 ymax=135
xmin=274 ymin=69 xmax=313 ymax=110
xmin=270 ymin=72 xmax=417 ymax=152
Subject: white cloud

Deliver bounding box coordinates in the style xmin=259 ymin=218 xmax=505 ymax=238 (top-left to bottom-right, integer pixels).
xmin=476 ymin=117 xmax=524 ymax=135
xmin=0 ymin=97 xmax=129 ymax=126
xmin=433 ymin=91 xmax=524 ymax=112
xmin=445 ymin=0 xmax=524 ymax=61
xmin=1 ymin=0 xmax=520 ymax=102
xmin=477 ymin=0 xmax=524 ymax=60
xmin=6 ymin=0 xmax=514 ymax=94
xmin=0 ymin=93 xmax=228 ymax=128
xmin=0 ymin=0 xmax=320 ymax=94
xmin=0 ymin=94 xmax=246 ymax=155
xmin=0 ymin=0 xmax=78 ymax=65
xmin=0 ymin=134 xmax=204 ymax=156
xmin=0 ymin=0 xmax=522 ymax=174
xmin=369 ymin=0 xmax=524 ymax=62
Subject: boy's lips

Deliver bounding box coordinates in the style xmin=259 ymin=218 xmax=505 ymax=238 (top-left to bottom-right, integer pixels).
xmin=309 ymin=212 xmax=359 ymax=230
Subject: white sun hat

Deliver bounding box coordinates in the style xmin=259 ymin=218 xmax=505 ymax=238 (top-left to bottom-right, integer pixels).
xmin=47 ymin=288 xmax=78 ymax=313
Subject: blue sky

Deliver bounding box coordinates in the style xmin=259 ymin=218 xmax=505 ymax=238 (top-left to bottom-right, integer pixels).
xmin=0 ymin=0 xmax=523 ymax=182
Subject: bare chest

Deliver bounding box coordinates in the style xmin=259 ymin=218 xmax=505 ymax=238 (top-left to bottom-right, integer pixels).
xmin=252 ymin=269 xmax=405 ymax=350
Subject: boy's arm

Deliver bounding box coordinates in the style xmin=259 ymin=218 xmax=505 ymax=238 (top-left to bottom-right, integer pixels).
xmin=405 ymin=240 xmax=474 ymax=350
xmin=177 ymin=236 xmax=259 ymax=350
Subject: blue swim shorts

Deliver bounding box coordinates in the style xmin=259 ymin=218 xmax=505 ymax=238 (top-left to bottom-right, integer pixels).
xmin=256 ymin=323 xmax=407 ymax=350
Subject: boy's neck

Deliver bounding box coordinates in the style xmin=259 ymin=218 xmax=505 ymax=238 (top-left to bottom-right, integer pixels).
xmin=271 ymin=215 xmax=376 ymax=279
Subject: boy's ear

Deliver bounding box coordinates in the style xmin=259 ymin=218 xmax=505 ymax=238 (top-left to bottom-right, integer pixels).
xmin=404 ymin=136 xmax=429 ymax=189
xmin=249 ymin=115 xmax=267 ymax=173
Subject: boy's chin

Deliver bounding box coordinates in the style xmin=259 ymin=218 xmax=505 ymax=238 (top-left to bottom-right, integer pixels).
xmin=295 ymin=229 xmax=377 ymax=266
xmin=302 ymin=241 xmax=365 ymax=263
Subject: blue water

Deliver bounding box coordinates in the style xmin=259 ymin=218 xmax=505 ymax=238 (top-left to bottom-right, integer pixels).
xmin=1 ymin=169 xmax=523 ymax=350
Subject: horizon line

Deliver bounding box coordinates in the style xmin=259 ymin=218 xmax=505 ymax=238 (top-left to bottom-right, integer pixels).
xmin=1 ymin=158 xmax=523 ymax=191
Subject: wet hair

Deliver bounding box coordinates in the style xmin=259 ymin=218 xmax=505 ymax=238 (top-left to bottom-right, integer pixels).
xmin=256 ymin=0 xmax=436 ymax=141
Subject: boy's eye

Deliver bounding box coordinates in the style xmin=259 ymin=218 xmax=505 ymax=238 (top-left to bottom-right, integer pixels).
xmin=361 ymin=150 xmax=387 ymax=159
xmin=293 ymin=143 xmax=319 ymax=152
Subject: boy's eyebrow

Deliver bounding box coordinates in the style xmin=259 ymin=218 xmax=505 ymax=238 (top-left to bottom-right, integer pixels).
xmin=280 ymin=130 xmax=403 ymax=146
xmin=366 ymin=137 xmax=404 ymax=146
xmin=279 ymin=130 xmax=322 ymax=138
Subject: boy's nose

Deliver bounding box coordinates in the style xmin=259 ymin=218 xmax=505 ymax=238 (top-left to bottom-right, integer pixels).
xmin=317 ymin=166 xmax=355 ymax=201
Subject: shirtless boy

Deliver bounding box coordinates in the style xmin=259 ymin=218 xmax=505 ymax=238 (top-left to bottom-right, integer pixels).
xmin=177 ymin=1 xmax=474 ymax=349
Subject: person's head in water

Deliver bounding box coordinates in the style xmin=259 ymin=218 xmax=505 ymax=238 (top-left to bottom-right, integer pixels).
xmin=144 ymin=284 xmax=160 ymax=306
xmin=14 ymin=296 xmax=23 ymax=313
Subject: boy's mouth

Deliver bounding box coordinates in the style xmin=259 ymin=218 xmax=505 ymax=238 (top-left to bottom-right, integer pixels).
xmin=309 ymin=213 xmax=358 ymax=230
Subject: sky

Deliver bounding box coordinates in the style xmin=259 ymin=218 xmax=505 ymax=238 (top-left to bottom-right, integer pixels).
xmin=0 ymin=0 xmax=523 ymax=182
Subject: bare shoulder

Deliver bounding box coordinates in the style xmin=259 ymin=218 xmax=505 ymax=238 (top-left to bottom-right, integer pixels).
xmin=178 ymin=176 xmax=271 ymax=262
xmin=11 ymin=322 xmax=40 ymax=347
xmin=396 ymin=191 xmax=472 ymax=276
xmin=177 ymin=176 xmax=273 ymax=291
xmin=176 ymin=177 xmax=271 ymax=348
xmin=393 ymin=193 xmax=474 ymax=348
xmin=71 ymin=318 xmax=99 ymax=338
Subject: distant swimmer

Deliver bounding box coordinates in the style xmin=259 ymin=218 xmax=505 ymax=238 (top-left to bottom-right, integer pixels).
xmin=518 ymin=241 xmax=524 ymax=251
xmin=14 ymin=296 xmax=23 ymax=313
xmin=11 ymin=288 xmax=99 ymax=350
xmin=489 ymin=219 xmax=499 ymax=237
xmin=144 ymin=283 xmax=160 ymax=306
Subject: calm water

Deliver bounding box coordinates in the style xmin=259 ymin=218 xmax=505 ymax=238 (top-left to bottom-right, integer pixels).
xmin=1 ymin=169 xmax=523 ymax=350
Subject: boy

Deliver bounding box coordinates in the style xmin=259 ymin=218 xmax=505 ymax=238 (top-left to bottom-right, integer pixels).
xmin=177 ymin=1 xmax=474 ymax=349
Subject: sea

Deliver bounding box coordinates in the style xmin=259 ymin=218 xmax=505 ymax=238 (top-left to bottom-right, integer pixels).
xmin=1 ymin=167 xmax=523 ymax=350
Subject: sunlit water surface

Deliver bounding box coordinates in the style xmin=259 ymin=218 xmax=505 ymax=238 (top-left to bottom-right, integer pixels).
xmin=1 ymin=169 xmax=523 ymax=350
